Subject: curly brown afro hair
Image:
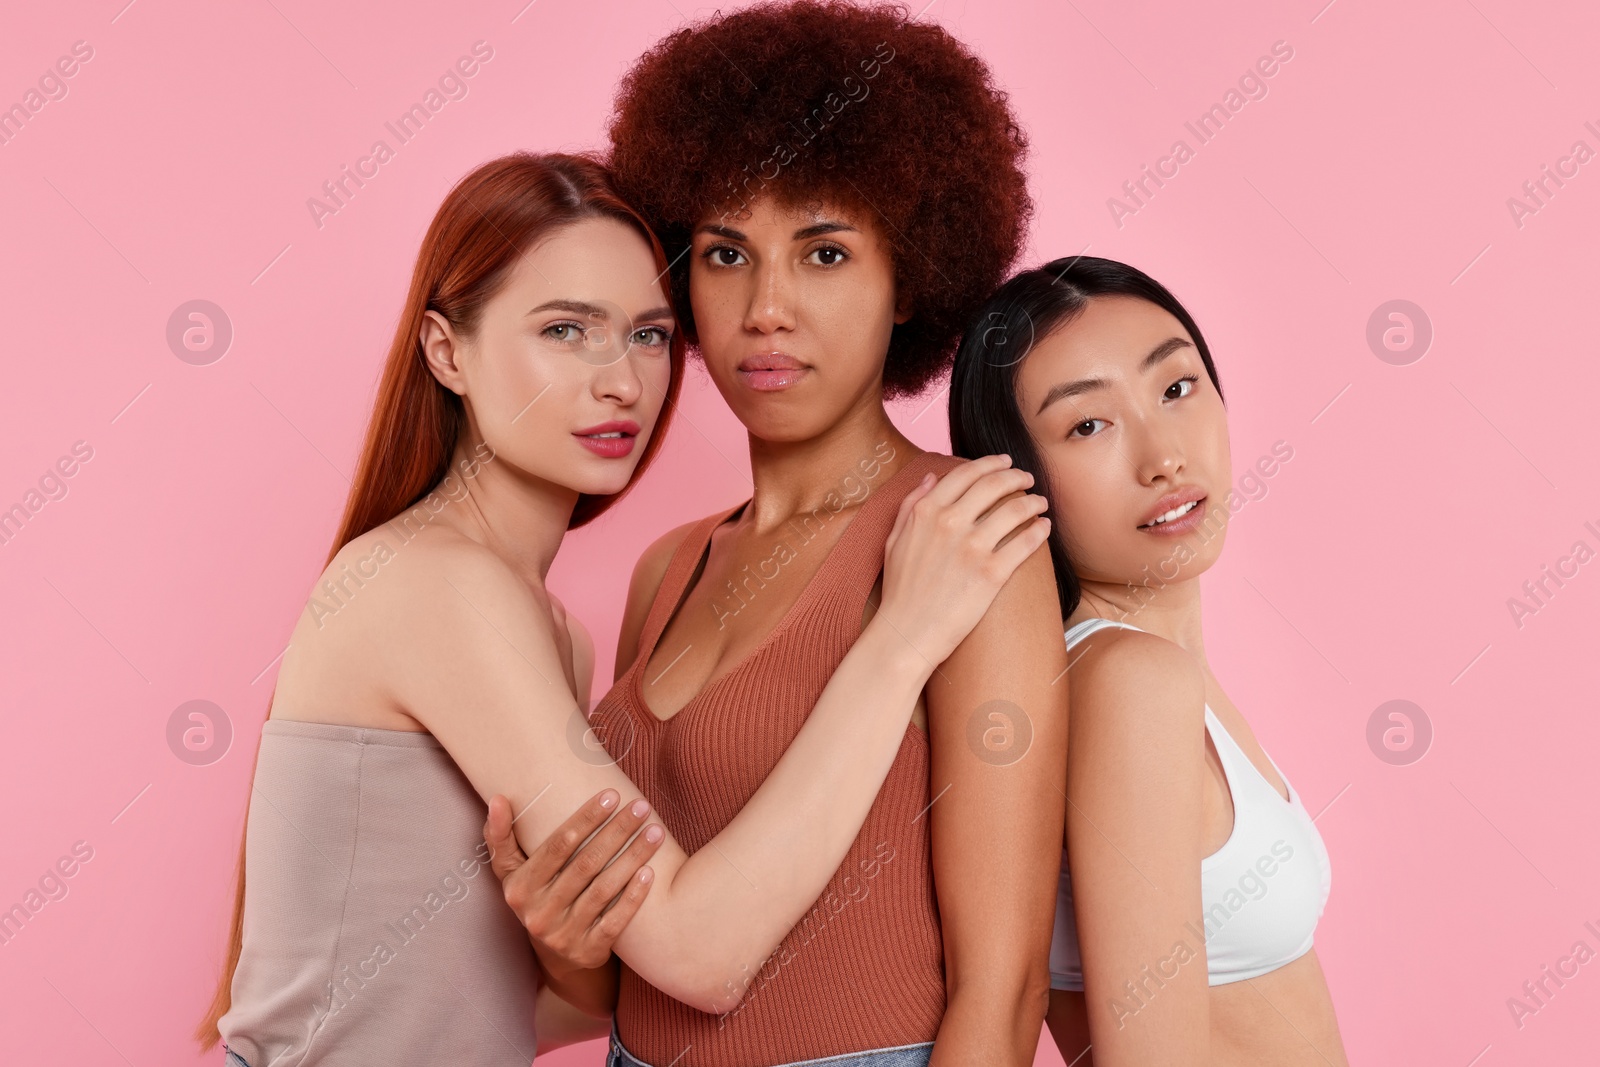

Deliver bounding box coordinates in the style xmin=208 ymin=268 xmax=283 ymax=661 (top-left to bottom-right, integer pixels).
xmin=607 ymin=0 xmax=1032 ymax=400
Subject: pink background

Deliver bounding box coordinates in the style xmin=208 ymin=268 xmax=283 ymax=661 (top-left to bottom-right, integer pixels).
xmin=2 ymin=0 xmax=1596 ymax=1063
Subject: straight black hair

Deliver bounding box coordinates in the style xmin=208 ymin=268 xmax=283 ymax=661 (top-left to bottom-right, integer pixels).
xmin=948 ymin=255 xmax=1225 ymax=620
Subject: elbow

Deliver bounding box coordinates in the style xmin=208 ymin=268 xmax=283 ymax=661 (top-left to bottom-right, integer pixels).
xmin=676 ymin=964 xmax=753 ymax=1018
xmin=625 ymin=886 xmax=764 ymax=1016
xmin=637 ymin=940 xmax=756 ymax=1017
xmin=685 ymin=986 xmax=742 ymax=1018
xmin=1023 ymin=968 xmax=1053 ymax=1030
xmin=685 ymin=944 xmax=767 ymax=1017
xmin=947 ymin=963 xmax=1053 ymax=1055
xmin=1000 ymin=969 xmax=1052 ymax=1041
xmin=950 ymin=957 xmax=1052 ymax=1012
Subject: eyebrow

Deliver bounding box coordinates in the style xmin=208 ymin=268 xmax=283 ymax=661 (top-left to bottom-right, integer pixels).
xmin=693 ymin=220 xmax=859 ymax=241
xmin=526 ymin=299 xmax=674 ymax=322
xmin=1034 ymin=336 xmax=1195 ymax=416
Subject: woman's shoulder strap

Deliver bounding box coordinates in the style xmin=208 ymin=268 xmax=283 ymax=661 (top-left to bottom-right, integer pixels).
xmin=633 ymin=501 xmax=746 ymax=663
xmin=1063 ymin=616 xmax=1146 ymax=650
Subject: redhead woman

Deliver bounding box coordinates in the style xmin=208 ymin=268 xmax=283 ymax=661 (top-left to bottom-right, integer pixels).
xmin=485 ymin=4 xmax=1072 ymax=1066
xmin=193 ymin=151 xmax=1051 ymax=1066
xmin=948 ymin=256 xmax=1348 ymax=1066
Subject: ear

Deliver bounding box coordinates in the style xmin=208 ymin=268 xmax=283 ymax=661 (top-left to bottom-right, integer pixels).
xmin=419 ymin=310 xmax=468 ymax=395
xmin=892 ymin=289 xmax=913 ymax=326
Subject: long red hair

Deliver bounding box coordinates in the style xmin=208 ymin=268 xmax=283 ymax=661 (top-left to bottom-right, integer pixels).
xmin=195 ymin=151 xmax=685 ymax=1049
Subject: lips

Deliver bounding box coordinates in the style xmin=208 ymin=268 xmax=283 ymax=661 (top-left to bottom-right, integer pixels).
xmin=1137 ymin=487 xmax=1207 ymax=529
xmin=572 ymin=419 xmax=640 ymax=459
xmin=736 ymin=351 xmax=809 ymax=393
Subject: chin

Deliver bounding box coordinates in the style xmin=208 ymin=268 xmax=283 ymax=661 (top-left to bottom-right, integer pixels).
xmin=729 ymin=404 xmax=824 ymax=444
xmin=714 ymin=367 xmax=830 ymax=418
xmin=742 ymin=411 xmax=800 ymax=435
xmin=575 ymin=472 xmax=635 ymax=498
xmin=1136 ymin=542 xmax=1223 ymax=586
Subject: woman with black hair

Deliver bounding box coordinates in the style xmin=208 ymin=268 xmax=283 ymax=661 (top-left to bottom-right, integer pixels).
xmin=949 ymin=256 xmax=1349 ymax=1066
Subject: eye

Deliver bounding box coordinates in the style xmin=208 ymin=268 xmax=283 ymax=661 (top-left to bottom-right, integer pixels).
xmin=631 ymin=325 xmax=672 ymax=349
xmin=541 ymin=321 xmax=587 ymax=345
xmin=1165 ymin=374 xmax=1199 ymax=400
xmin=702 ymin=243 xmax=747 ymax=268
xmin=1068 ymin=418 xmax=1108 ymax=439
xmin=805 ymin=244 xmax=849 ymax=267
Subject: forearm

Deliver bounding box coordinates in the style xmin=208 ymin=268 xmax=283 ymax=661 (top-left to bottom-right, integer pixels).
xmin=615 ymin=618 xmax=934 ymax=1011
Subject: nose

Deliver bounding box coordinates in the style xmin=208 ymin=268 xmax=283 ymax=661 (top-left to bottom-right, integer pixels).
xmin=1134 ymin=417 xmax=1186 ymax=486
xmin=743 ymin=257 xmax=797 ymax=335
xmin=592 ymin=338 xmax=645 ymax=407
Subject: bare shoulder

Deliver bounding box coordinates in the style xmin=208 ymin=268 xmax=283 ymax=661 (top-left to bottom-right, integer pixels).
xmin=613 ymin=516 xmax=709 ymax=675
xmin=275 ymin=523 xmax=548 ymax=725
xmin=309 ymin=524 xmax=555 ymax=653
xmin=385 ymin=524 xmax=545 ymax=625
xmin=279 ymin=524 xmax=435 ymax=657
xmin=928 ymin=533 xmax=1063 ymax=733
xmin=947 ymin=530 xmax=1061 ymax=645
xmin=632 ymin=518 xmax=704 ymax=598
xmin=1067 ymin=626 xmax=1205 ymax=734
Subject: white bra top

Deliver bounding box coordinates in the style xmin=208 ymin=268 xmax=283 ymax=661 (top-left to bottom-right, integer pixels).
xmin=1049 ymin=617 xmax=1333 ymax=989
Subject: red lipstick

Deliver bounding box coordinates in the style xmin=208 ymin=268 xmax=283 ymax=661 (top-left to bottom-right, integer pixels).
xmin=573 ymin=419 xmax=640 ymax=459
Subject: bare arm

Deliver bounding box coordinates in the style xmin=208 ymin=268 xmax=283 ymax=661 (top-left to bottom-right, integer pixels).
xmin=923 ymin=536 xmax=1070 ymax=1066
xmin=383 ymin=457 xmax=1048 ymax=1014
xmin=490 ymin=786 xmax=662 ymax=1015
xmin=1068 ymin=631 xmax=1209 ymax=1065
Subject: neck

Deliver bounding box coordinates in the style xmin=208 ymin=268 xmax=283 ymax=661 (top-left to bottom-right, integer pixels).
xmin=1073 ymin=573 xmax=1207 ymax=660
xmin=425 ymin=435 xmax=579 ymax=589
xmin=741 ymin=397 xmax=918 ymax=532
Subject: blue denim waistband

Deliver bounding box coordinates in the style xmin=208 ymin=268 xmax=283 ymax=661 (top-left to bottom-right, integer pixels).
xmin=605 ymin=1020 xmax=934 ymax=1067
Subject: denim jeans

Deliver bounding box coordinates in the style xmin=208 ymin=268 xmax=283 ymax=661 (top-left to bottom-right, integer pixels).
xmin=605 ymin=1021 xmax=934 ymax=1067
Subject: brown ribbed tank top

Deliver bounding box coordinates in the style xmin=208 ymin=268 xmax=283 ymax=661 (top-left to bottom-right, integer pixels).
xmin=591 ymin=449 xmax=961 ymax=1067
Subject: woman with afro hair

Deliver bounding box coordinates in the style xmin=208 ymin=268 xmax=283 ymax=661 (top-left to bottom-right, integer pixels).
xmin=485 ymin=3 xmax=1071 ymax=1065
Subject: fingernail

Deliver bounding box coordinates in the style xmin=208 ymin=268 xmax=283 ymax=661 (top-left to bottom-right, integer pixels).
xmin=645 ymin=825 xmax=664 ymax=843
xmin=600 ymin=790 xmax=618 ymax=809
xmin=631 ymin=799 xmax=650 ymax=817
xmin=638 ymin=867 xmax=654 ymax=883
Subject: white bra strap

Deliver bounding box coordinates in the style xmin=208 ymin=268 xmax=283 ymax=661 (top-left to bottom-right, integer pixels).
xmin=1205 ymin=706 xmax=1294 ymax=805
xmin=1063 ymin=616 xmax=1146 ymax=650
